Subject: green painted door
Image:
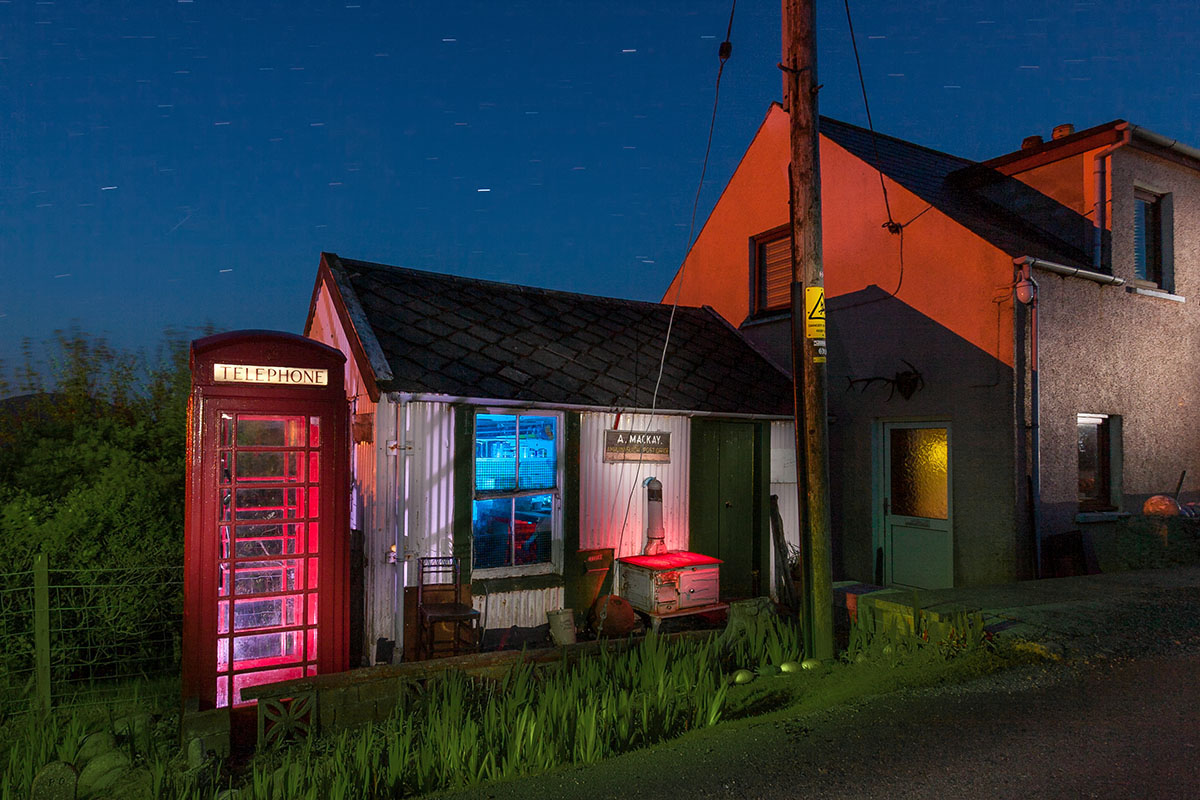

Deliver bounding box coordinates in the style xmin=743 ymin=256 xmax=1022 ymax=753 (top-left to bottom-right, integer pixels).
xmin=880 ymin=421 xmax=953 ymax=589
xmin=690 ymin=420 xmax=758 ymax=598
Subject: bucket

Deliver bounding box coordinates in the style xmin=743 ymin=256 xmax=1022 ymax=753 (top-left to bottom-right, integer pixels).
xmin=547 ymin=608 xmax=576 ymax=646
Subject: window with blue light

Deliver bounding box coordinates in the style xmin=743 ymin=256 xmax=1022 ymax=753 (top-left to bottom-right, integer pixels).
xmin=472 ymin=413 xmax=559 ymax=572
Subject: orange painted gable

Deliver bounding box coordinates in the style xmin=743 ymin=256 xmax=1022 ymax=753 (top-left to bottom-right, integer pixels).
xmin=663 ymin=105 xmax=1017 ymax=368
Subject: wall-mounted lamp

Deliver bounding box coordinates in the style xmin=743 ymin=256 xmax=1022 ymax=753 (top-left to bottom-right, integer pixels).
xmin=1015 ymin=274 xmax=1037 ymax=305
xmin=1017 ymin=268 xmax=1036 ymax=307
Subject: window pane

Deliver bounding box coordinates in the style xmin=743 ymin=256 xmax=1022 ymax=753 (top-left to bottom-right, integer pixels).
xmin=476 ymin=414 xmax=517 ymax=491
xmin=760 ymin=236 xmax=791 ymax=310
xmin=1078 ymin=418 xmax=1108 ymax=505
xmin=234 ymin=524 xmax=305 ymax=558
xmin=233 ymin=559 xmax=303 ymax=596
xmin=889 ymin=427 xmax=948 ymax=519
xmin=236 ymin=415 xmax=305 ymax=447
xmin=473 ymin=497 xmax=513 ymax=569
xmin=1134 ymin=197 xmax=1148 ymax=280
xmin=514 ymin=494 xmax=553 ymax=565
xmin=236 ymin=452 xmax=303 ymax=483
xmin=231 ymin=631 xmax=304 ymax=670
xmin=518 ymin=416 xmax=557 ymax=489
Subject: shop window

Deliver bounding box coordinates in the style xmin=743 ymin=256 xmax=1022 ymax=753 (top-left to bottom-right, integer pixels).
xmin=472 ymin=412 xmax=560 ymax=574
xmin=752 ymin=225 xmax=792 ymax=314
xmin=1078 ymin=413 xmax=1121 ymax=512
xmin=1134 ymin=188 xmax=1173 ymax=290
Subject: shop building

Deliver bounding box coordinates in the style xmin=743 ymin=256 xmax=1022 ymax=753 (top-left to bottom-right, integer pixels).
xmin=304 ymin=252 xmax=800 ymax=664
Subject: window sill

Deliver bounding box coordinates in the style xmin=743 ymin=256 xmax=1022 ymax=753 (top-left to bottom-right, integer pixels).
xmin=1125 ymin=285 xmax=1184 ymax=303
xmin=472 ymin=572 xmax=564 ymax=594
xmin=1075 ymin=511 xmax=1130 ymax=524
xmin=740 ymin=309 xmax=791 ymax=328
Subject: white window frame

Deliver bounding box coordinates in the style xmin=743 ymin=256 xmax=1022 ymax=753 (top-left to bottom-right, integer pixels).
xmin=471 ymin=409 xmax=564 ymax=579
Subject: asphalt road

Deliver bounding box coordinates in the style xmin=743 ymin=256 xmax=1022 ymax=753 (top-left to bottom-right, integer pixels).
xmin=438 ymin=567 xmax=1200 ymax=800
xmin=444 ymin=651 xmax=1199 ymax=800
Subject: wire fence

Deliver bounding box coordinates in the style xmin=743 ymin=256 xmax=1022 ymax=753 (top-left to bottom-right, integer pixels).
xmin=0 ymin=554 xmax=182 ymax=715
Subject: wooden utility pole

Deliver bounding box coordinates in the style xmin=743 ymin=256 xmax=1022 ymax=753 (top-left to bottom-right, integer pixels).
xmin=783 ymin=0 xmax=834 ymax=661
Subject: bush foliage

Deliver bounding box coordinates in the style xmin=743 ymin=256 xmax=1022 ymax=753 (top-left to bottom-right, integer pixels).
xmin=0 ymin=327 xmax=192 ymax=571
xmin=0 ymin=328 xmax=198 ymax=701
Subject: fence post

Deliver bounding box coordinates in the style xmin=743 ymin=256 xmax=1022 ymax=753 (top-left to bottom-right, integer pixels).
xmin=34 ymin=552 xmax=51 ymax=715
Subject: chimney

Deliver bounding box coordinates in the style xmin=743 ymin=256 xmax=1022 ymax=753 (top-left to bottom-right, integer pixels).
xmin=1022 ymin=135 xmax=1044 ymax=150
xmin=1051 ymin=123 xmax=1075 ymax=140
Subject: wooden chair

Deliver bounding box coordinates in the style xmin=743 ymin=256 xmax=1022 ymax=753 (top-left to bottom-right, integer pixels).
xmin=416 ymin=556 xmax=481 ymax=660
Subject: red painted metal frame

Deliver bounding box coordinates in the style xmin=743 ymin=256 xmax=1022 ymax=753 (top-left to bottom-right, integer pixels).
xmin=184 ymin=331 xmax=349 ymax=712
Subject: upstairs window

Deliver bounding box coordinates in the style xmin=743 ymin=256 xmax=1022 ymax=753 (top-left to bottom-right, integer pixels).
xmin=1078 ymin=413 xmax=1121 ymax=512
xmin=752 ymin=226 xmax=792 ymax=314
xmin=1134 ymin=189 xmax=1167 ymax=288
xmin=472 ymin=412 xmax=560 ymax=574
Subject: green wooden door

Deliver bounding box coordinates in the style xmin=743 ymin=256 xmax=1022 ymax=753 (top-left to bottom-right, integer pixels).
xmin=690 ymin=420 xmax=759 ymax=598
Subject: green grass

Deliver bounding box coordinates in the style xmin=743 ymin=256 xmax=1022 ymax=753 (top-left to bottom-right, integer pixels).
xmin=0 ymin=612 xmax=1040 ymax=800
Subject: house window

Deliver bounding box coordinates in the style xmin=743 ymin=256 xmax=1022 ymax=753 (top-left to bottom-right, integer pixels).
xmin=472 ymin=412 xmax=560 ymax=573
xmin=752 ymin=226 xmax=792 ymax=314
xmin=1078 ymin=413 xmax=1120 ymax=512
xmin=1134 ymin=189 xmax=1164 ymax=287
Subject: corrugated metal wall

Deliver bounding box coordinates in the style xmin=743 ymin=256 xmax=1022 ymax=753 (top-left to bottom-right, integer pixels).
xmin=580 ymin=412 xmax=691 ymax=558
xmin=406 ymin=402 xmax=456 ymax=563
xmin=471 ymin=585 xmax=564 ymax=630
xmin=769 ymin=421 xmax=801 ymax=594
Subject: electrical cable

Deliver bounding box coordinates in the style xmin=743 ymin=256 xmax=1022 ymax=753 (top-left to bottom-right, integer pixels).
xmin=837 ymin=0 xmax=940 ymax=313
xmin=599 ymin=1 xmax=736 ymax=636
xmin=843 ymin=0 xmax=896 ymax=231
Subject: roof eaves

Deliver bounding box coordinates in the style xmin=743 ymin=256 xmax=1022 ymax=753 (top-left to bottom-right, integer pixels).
xmin=322 ymin=253 xmax=395 ymax=393
xmin=981 ymin=120 xmax=1127 ymax=174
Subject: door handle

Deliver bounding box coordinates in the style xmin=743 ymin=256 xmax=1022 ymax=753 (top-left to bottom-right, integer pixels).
xmin=883 ymin=497 xmax=890 ymax=515
xmin=724 ymin=501 xmax=733 ymax=508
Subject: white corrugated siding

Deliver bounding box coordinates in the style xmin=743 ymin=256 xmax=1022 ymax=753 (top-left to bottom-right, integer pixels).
xmin=769 ymin=421 xmax=801 ymax=596
xmin=472 ymin=585 xmax=565 ymax=630
xmin=579 ymin=412 xmax=691 ymax=558
xmin=405 ymin=402 xmax=456 ymax=564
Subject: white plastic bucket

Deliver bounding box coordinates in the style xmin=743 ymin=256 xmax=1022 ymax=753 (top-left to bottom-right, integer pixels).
xmin=547 ymin=608 xmax=576 ymax=645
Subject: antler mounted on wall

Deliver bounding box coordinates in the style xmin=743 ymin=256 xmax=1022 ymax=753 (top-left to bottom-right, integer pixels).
xmin=846 ymin=359 xmax=925 ymax=401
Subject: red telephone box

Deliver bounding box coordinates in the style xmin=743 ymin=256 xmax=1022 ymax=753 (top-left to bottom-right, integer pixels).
xmin=183 ymin=331 xmax=349 ymax=711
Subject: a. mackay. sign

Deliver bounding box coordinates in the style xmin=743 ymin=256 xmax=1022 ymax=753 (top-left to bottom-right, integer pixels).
xmin=603 ymin=429 xmax=670 ymax=463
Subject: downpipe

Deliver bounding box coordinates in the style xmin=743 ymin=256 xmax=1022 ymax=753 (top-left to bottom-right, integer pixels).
xmin=1014 ymin=264 xmax=1042 ymax=578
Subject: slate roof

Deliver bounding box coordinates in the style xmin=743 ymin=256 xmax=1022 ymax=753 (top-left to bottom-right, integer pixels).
xmin=322 ymin=253 xmax=794 ymax=416
xmin=820 ymin=115 xmax=1098 ymax=270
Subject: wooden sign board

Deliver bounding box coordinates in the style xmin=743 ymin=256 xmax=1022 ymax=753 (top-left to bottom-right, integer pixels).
xmin=603 ymin=430 xmax=670 ymax=463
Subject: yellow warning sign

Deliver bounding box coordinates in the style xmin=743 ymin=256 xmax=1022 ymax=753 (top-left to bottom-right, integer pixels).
xmin=805 ymin=287 xmax=825 ymax=339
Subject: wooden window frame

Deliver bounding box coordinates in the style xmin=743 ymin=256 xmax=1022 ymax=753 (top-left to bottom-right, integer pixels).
xmin=750 ymin=225 xmax=792 ymax=316
xmin=470 ymin=409 xmax=563 ymax=579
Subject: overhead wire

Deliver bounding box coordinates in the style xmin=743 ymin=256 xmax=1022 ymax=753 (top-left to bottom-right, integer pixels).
xmin=599 ymin=1 xmax=736 ymax=631
xmin=835 ymin=0 xmax=933 ymax=311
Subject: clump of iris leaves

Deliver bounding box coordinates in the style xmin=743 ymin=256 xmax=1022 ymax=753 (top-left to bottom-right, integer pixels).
xmin=4 ymin=602 xmax=1000 ymax=800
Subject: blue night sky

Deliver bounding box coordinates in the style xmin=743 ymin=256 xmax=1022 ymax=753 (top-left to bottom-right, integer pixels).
xmin=1 ymin=0 xmax=1197 ymax=378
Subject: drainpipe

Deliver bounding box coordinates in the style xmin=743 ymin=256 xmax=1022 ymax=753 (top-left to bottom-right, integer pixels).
xmin=1013 ymin=263 xmax=1042 ymax=578
xmin=392 ymin=395 xmax=409 ymax=661
xmin=1093 ymin=125 xmax=1132 ymax=271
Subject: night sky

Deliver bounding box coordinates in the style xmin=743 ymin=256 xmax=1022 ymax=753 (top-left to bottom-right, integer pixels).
xmin=2 ymin=1 xmax=1197 ymax=379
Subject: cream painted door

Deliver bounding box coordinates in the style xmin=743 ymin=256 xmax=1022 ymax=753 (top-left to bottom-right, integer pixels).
xmin=882 ymin=422 xmax=952 ymax=589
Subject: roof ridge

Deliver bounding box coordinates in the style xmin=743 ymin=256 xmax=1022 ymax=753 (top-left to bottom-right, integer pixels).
xmin=338 ymin=256 xmax=704 ymax=313
xmin=818 ymin=114 xmax=976 ymax=168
